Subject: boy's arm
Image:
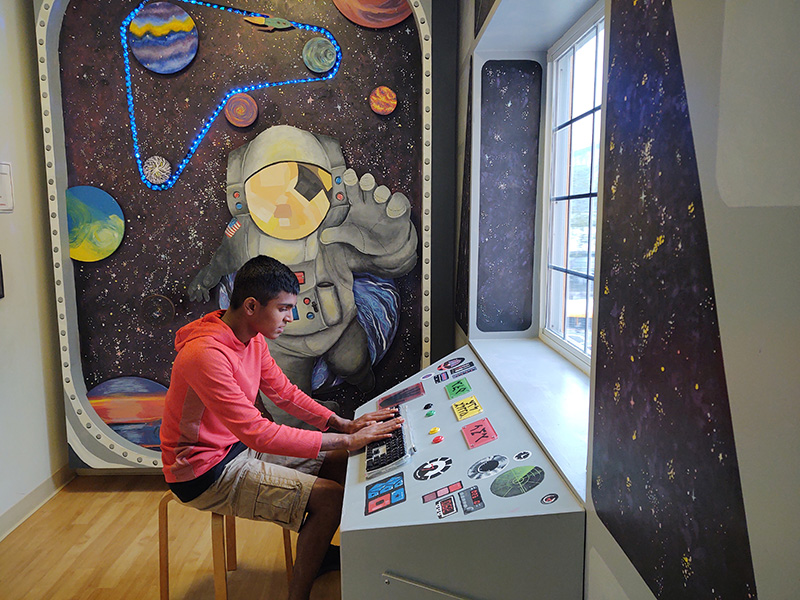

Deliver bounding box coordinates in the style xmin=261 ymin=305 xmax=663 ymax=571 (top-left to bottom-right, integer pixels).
xmin=182 ymin=345 xmax=323 ymax=458
xmin=259 ymin=344 xmax=335 ymax=429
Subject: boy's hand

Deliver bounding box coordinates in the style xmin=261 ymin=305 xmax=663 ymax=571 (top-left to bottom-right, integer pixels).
xmin=345 ymin=417 xmax=403 ymax=452
xmin=328 ymin=409 xmax=399 ymax=434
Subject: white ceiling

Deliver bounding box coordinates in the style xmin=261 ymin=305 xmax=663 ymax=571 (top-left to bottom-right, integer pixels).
xmin=477 ymin=0 xmax=599 ymax=52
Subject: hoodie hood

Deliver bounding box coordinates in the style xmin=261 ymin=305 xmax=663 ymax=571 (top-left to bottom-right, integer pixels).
xmin=175 ymin=310 xmax=242 ymax=352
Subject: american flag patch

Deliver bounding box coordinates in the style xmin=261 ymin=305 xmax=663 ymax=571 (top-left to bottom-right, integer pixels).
xmin=225 ymin=218 xmax=241 ymax=238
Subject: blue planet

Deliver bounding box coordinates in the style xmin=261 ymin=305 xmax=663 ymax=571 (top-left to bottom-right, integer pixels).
xmin=66 ymin=185 xmax=125 ymax=262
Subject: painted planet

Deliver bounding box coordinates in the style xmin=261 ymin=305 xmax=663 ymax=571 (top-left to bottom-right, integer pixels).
xmin=128 ymin=2 xmax=199 ymax=75
xmin=66 ymin=186 xmax=125 ymax=262
xmin=332 ymin=0 xmax=412 ymax=29
xmin=369 ymin=85 xmax=398 ymax=115
xmin=143 ymin=155 xmax=172 ymax=185
xmin=224 ymin=93 xmax=258 ymax=127
xmin=88 ymin=376 xmax=167 ymax=450
xmin=302 ymin=37 xmax=337 ymax=73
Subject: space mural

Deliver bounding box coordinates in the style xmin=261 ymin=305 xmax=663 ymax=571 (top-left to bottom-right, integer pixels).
xmin=57 ymin=0 xmax=423 ymax=454
xmin=592 ymin=0 xmax=756 ymax=598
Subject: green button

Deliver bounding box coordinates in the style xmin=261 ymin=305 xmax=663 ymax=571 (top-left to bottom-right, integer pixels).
xmin=426 ymin=410 xmax=435 ymax=417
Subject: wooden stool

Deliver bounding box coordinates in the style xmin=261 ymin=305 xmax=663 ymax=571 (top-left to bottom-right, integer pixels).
xmin=158 ymin=490 xmax=294 ymax=600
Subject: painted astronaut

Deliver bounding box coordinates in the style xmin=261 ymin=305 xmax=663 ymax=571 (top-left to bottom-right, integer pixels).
xmin=188 ymin=125 xmax=417 ymax=410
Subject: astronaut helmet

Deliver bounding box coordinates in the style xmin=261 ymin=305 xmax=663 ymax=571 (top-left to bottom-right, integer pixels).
xmin=226 ymin=125 xmax=346 ymax=241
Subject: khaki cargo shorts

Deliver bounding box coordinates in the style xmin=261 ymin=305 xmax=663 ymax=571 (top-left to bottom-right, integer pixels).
xmin=183 ymin=449 xmax=324 ymax=532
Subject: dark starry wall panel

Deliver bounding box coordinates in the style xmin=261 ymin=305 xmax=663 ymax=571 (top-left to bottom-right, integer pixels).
xmin=592 ymin=1 xmax=757 ymax=598
xmin=477 ymin=60 xmax=541 ymax=332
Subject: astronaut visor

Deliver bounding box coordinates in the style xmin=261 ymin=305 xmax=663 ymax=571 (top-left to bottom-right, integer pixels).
xmin=245 ymin=161 xmax=332 ymax=240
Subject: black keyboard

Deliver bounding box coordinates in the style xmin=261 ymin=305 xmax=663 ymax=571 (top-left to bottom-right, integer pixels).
xmin=364 ymin=408 xmax=414 ymax=479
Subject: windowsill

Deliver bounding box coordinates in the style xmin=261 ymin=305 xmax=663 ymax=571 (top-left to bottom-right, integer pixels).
xmin=470 ymin=337 xmax=589 ymax=502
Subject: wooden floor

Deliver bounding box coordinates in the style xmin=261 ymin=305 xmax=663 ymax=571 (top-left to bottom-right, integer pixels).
xmin=0 ymin=475 xmax=341 ymax=600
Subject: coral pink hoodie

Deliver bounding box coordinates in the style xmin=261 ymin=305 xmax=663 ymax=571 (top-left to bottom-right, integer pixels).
xmin=160 ymin=310 xmax=334 ymax=483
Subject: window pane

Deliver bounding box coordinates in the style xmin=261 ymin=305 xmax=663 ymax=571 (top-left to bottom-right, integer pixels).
xmin=550 ymin=199 xmax=568 ymax=269
xmin=566 ymin=274 xmax=589 ymax=350
xmin=567 ymin=196 xmax=590 ymax=274
xmin=547 ymin=268 xmax=566 ymax=336
xmin=595 ymin=22 xmax=605 ymax=107
xmin=572 ymin=30 xmax=597 ymax=117
xmin=591 ymin=110 xmax=601 ymax=193
xmin=555 ymin=51 xmax=573 ymax=125
xmin=589 ymin=197 xmax=597 ymax=277
xmin=586 ymin=278 xmax=594 ymax=354
xmin=570 ymin=114 xmax=593 ymax=195
xmin=553 ymin=126 xmax=571 ymax=197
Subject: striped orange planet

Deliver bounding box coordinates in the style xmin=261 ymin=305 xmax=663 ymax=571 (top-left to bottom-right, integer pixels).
xmin=369 ymin=86 xmax=398 ymax=115
xmin=332 ymin=0 xmax=412 ymax=29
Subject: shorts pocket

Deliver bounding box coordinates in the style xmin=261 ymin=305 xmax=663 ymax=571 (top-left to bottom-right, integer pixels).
xmin=253 ymin=478 xmax=302 ymax=526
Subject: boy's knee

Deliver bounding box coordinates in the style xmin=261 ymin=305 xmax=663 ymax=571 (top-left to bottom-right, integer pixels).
xmin=308 ymin=477 xmax=344 ymax=514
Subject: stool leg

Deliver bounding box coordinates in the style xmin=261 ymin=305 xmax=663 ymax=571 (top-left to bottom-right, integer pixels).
xmin=158 ymin=493 xmax=173 ymax=600
xmin=211 ymin=513 xmax=228 ymax=600
xmin=282 ymin=528 xmax=294 ymax=586
xmin=224 ymin=515 xmax=237 ymax=571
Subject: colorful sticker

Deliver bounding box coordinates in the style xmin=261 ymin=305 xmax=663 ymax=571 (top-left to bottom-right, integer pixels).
xmin=435 ymin=495 xmax=458 ymax=518
xmin=378 ymin=382 xmax=425 ymax=408
xmin=514 ymin=450 xmax=531 ymax=461
xmin=434 ymin=372 xmax=450 ymax=384
xmin=438 ymin=357 xmax=464 ymax=370
xmin=444 ymin=378 xmax=472 ymax=399
xmin=459 ymin=486 xmax=486 ymax=514
xmin=541 ymin=493 xmax=559 ymax=505
xmin=365 ymin=472 xmax=407 ymax=515
xmin=414 ymin=457 xmax=453 ymax=481
xmin=450 ymin=361 xmax=475 ymax=376
xmin=451 ymin=395 xmax=483 ymax=421
xmin=461 ymin=418 xmax=498 ymax=449
xmin=422 ymin=481 xmax=464 ymax=503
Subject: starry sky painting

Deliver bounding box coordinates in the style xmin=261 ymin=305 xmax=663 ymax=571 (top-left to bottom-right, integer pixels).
xmin=592 ymin=0 xmax=757 ymax=598
xmin=477 ymin=60 xmax=541 ymax=332
xmin=57 ymin=0 xmax=422 ymax=424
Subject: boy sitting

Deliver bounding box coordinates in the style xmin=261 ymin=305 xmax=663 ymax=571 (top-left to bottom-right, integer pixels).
xmin=160 ymin=255 xmax=401 ymax=600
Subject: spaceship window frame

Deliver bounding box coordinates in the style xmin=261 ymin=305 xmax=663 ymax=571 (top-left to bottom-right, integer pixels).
xmin=540 ymin=7 xmax=605 ymax=369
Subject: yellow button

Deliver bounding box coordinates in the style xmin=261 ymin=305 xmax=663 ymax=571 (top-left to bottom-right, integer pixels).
xmin=429 ymin=427 xmax=440 ymax=435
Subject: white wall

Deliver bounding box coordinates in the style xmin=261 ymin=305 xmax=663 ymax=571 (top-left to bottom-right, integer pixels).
xmin=0 ymin=0 xmax=71 ymax=540
xmin=674 ymin=1 xmax=800 ymax=597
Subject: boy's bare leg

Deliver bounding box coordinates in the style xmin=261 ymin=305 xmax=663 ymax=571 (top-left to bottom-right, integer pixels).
xmin=287 ymin=449 xmax=347 ymax=600
xmin=317 ymin=448 xmax=347 ymax=486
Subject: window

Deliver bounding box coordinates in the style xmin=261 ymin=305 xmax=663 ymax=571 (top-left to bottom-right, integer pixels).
xmin=542 ymin=13 xmax=604 ymax=364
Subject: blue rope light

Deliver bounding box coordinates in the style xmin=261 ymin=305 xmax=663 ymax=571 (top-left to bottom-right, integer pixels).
xmin=120 ymin=0 xmax=343 ymax=190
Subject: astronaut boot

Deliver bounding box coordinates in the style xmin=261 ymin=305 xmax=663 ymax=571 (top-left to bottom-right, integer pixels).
xmin=345 ymin=364 xmax=376 ymax=394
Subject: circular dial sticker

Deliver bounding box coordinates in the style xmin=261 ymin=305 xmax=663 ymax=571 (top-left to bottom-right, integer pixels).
xmin=413 ymin=457 xmax=453 ymax=481
xmin=467 ymin=455 xmax=509 ymax=480
xmin=490 ymin=466 xmax=545 ymax=498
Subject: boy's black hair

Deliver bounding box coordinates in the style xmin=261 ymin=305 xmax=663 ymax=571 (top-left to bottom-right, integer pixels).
xmin=229 ymin=255 xmax=300 ymax=309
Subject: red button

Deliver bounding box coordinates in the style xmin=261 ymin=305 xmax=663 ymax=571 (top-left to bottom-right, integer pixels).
xmin=433 ymin=436 xmax=444 ymax=444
